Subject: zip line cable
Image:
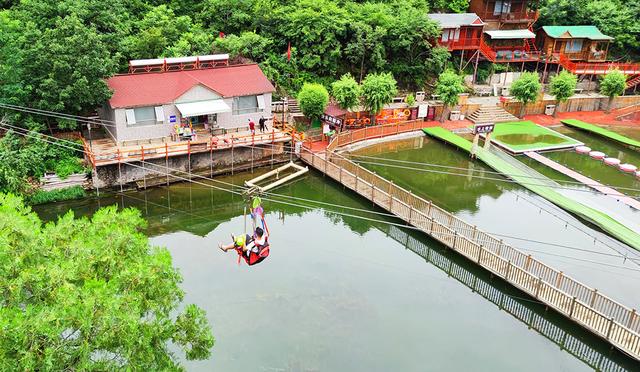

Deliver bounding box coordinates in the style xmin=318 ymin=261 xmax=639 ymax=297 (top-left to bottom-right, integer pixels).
xmin=3 ymin=122 xmax=639 ymax=266
xmin=344 ymin=153 xmax=640 ymax=194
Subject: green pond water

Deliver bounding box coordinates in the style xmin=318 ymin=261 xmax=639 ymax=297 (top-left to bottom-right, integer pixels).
xmin=519 ymin=126 xmax=640 ymax=199
xmin=33 ymin=137 xmax=640 ymax=371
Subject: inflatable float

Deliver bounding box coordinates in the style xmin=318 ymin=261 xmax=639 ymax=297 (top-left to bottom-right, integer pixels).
xmin=575 ymin=146 xmax=591 ymax=154
xmin=589 ymin=151 xmax=605 ymax=160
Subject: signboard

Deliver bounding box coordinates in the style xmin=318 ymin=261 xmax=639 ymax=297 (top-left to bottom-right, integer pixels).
xmin=321 ymin=113 xmax=343 ymax=127
xmin=417 ymin=104 xmax=428 ymax=118
xmin=473 ymin=123 xmax=495 ymax=135
xmin=169 ymin=115 xmax=177 ymax=123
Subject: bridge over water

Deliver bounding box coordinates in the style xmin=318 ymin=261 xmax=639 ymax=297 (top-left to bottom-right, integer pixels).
xmin=300 ymin=121 xmax=640 ymax=362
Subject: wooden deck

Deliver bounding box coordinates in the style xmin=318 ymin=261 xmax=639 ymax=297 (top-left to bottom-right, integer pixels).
xmin=526 ymin=151 xmax=640 ymax=211
xmin=300 ymin=122 xmax=640 ymax=361
xmin=84 ymin=128 xmax=290 ymax=167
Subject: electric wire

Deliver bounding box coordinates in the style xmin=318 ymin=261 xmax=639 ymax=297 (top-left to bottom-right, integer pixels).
xmin=3 ymin=122 xmax=640 ymax=267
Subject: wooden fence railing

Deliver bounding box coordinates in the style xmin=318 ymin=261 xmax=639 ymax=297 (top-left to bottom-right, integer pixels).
xmin=299 ymin=146 xmax=640 ymax=361
xmin=326 ymin=119 xmax=427 ymax=152
xmin=88 ymin=129 xmax=289 ymax=167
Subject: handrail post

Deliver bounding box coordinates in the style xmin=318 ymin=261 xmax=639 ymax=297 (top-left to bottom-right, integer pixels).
xmin=452 ymin=232 xmax=458 ymax=250
xmin=555 ymin=271 xmax=563 ymax=287
xmin=590 ymin=289 xmax=598 ymax=307
xmin=505 ymin=260 xmax=512 ymax=280
xmin=569 ymin=296 xmax=578 ymax=318
xmin=388 ymin=180 xmax=394 ymax=210
xmin=477 ymin=246 xmax=483 ymax=264
xmin=408 ymin=205 xmax=414 ymax=225
xmin=627 ymin=309 xmax=636 ymax=328
xmin=535 ymin=277 xmax=543 ymax=298
xmin=606 ymin=317 xmax=615 ymax=339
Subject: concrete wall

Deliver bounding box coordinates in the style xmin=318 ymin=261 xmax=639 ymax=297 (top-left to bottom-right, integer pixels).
xmin=93 ymin=142 xmax=286 ymax=188
xmin=217 ymin=93 xmax=273 ymax=129
xmin=502 ymin=95 xmax=640 ymax=116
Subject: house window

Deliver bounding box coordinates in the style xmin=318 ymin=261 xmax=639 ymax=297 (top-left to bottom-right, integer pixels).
xmin=493 ymin=0 xmax=512 ymax=15
xmin=125 ymin=106 xmax=163 ymax=126
xmin=565 ymin=39 xmax=583 ymax=53
xmin=232 ymin=95 xmax=262 ymax=115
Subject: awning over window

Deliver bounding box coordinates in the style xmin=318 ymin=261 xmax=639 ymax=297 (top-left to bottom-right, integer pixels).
xmin=485 ymin=30 xmax=536 ymax=40
xmin=175 ymin=99 xmax=231 ymax=118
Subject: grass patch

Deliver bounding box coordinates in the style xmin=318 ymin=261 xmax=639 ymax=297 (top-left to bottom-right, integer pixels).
xmin=561 ymin=119 xmax=640 ymax=149
xmin=28 ymin=186 xmax=86 ymax=205
xmin=488 ymin=121 xmax=582 ymax=153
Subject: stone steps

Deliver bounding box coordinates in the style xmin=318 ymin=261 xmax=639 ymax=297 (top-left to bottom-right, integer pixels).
xmin=468 ymin=105 xmax=519 ymax=123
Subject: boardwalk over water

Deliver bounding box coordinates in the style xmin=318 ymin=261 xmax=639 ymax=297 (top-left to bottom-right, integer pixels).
xmin=525 ymin=151 xmax=640 ymax=211
xmin=300 ymin=121 xmax=640 ymax=361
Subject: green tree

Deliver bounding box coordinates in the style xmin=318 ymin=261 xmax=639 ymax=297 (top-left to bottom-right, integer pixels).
xmin=599 ymin=69 xmax=627 ymax=113
xmin=0 ymin=14 xmax=116 ymax=130
xmin=331 ymin=74 xmax=361 ymax=111
xmin=361 ymin=72 xmax=398 ymax=124
xmin=213 ymin=32 xmax=273 ymax=61
xmin=435 ymin=70 xmax=465 ymax=122
xmin=510 ymin=72 xmax=542 ymax=118
xmin=549 ymin=70 xmax=578 ymax=116
xmin=297 ymin=83 xmax=329 ymax=122
xmin=0 ymin=194 xmax=214 ymax=370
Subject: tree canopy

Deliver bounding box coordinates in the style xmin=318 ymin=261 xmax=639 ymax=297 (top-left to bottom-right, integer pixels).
xmin=435 ymin=70 xmax=465 ymax=121
xmin=510 ymin=72 xmax=542 ymax=118
xmin=361 ymin=72 xmax=398 ymax=120
xmin=550 ymin=71 xmax=578 ymax=116
xmin=0 ymin=0 xmax=449 ymax=130
xmin=0 ymin=194 xmax=214 ymax=370
xmin=331 ymin=74 xmax=361 ymax=111
xmin=297 ymin=83 xmax=330 ymax=121
xmin=600 ymin=69 xmax=627 ymax=112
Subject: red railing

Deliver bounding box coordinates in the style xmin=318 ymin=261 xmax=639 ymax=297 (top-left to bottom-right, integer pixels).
xmin=479 ymin=38 xmax=497 ymax=62
xmin=559 ymin=53 xmax=640 ymax=75
xmin=475 ymin=10 xmax=538 ymax=22
xmin=439 ymin=37 xmax=482 ymax=51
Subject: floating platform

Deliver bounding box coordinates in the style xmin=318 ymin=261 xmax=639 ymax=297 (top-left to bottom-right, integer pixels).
xmin=525 ymin=151 xmax=640 ymax=211
xmin=481 ymin=121 xmax=583 ymax=154
xmin=244 ymin=162 xmax=308 ymax=193
xmin=423 ymin=126 xmax=640 ymax=251
xmin=561 ymin=119 xmax=640 ymax=149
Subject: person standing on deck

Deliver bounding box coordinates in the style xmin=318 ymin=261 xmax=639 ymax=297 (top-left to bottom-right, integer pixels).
xmin=258 ymin=116 xmax=266 ymax=133
xmin=248 ymin=118 xmax=256 ymax=135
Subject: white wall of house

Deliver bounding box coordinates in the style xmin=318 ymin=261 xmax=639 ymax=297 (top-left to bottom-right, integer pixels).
xmin=102 ymin=88 xmax=273 ymax=144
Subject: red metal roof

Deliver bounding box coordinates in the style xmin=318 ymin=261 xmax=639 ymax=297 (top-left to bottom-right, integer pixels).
xmin=107 ymin=64 xmax=275 ymax=109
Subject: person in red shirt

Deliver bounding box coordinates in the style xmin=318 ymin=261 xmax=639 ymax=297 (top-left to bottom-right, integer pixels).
xmin=248 ymin=118 xmax=255 ymax=135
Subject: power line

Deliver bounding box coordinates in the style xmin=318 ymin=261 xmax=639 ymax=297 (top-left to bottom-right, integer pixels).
xmin=345 ymin=153 xmax=640 ymax=194
xmin=4 ymin=122 xmax=640 ymax=269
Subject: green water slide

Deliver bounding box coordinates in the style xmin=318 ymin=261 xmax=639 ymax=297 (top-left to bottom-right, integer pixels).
xmin=422 ymin=127 xmax=640 ymax=251
xmin=561 ymin=119 xmax=640 ymax=149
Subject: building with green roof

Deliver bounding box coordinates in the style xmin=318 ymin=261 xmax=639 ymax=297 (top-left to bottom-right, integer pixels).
xmin=538 ymin=26 xmax=613 ymax=62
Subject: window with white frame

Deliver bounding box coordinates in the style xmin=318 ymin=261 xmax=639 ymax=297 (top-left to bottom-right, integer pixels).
xmin=125 ymin=106 xmax=164 ymax=126
xmin=232 ymin=95 xmax=264 ymax=115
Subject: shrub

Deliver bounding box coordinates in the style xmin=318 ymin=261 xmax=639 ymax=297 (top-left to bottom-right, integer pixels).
xmin=27 ymin=186 xmax=86 ymax=205
xmin=297 ymin=83 xmax=330 ymax=121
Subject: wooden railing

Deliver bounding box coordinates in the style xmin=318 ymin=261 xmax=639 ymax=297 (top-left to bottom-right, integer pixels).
xmin=439 ymin=37 xmax=482 ymax=51
xmin=559 ymin=54 xmax=640 ymax=75
xmin=299 ymin=135 xmax=640 ymax=361
xmin=387 ymin=225 xmax=634 ymax=372
xmin=89 ymin=129 xmax=289 ymax=167
xmin=326 ymin=119 xmax=426 ymax=152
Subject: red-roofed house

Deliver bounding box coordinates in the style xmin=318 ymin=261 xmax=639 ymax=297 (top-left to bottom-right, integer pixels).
xmin=99 ymin=61 xmax=275 ymax=144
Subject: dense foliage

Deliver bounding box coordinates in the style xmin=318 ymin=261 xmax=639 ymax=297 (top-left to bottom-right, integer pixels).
xmin=435 ymin=70 xmax=465 ymax=122
xmin=0 ymin=131 xmax=86 ymax=195
xmin=297 ymin=83 xmax=330 ymax=121
xmin=510 ymin=72 xmax=542 ymax=118
xmin=600 ymin=70 xmax=627 ymax=112
xmin=549 ymin=71 xmax=578 ymax=116
xmin=27 ymin=186 xmax=86 ymax=205
xmin=361 ymin=72 xmax=398 ymax=123
xmin=331 ymin=74 xmax=361 ymax=111
xmin=0 ymin=0 xmax=450 ymax=130
xmin=0 ymin=194 xmax=214 ymax=369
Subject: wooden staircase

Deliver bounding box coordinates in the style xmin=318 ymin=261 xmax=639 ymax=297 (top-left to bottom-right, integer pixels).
xmin=626 ymin=75 xmax=640 ymax=89
xmin=467 ymin=105 xmax=519 ymax=123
